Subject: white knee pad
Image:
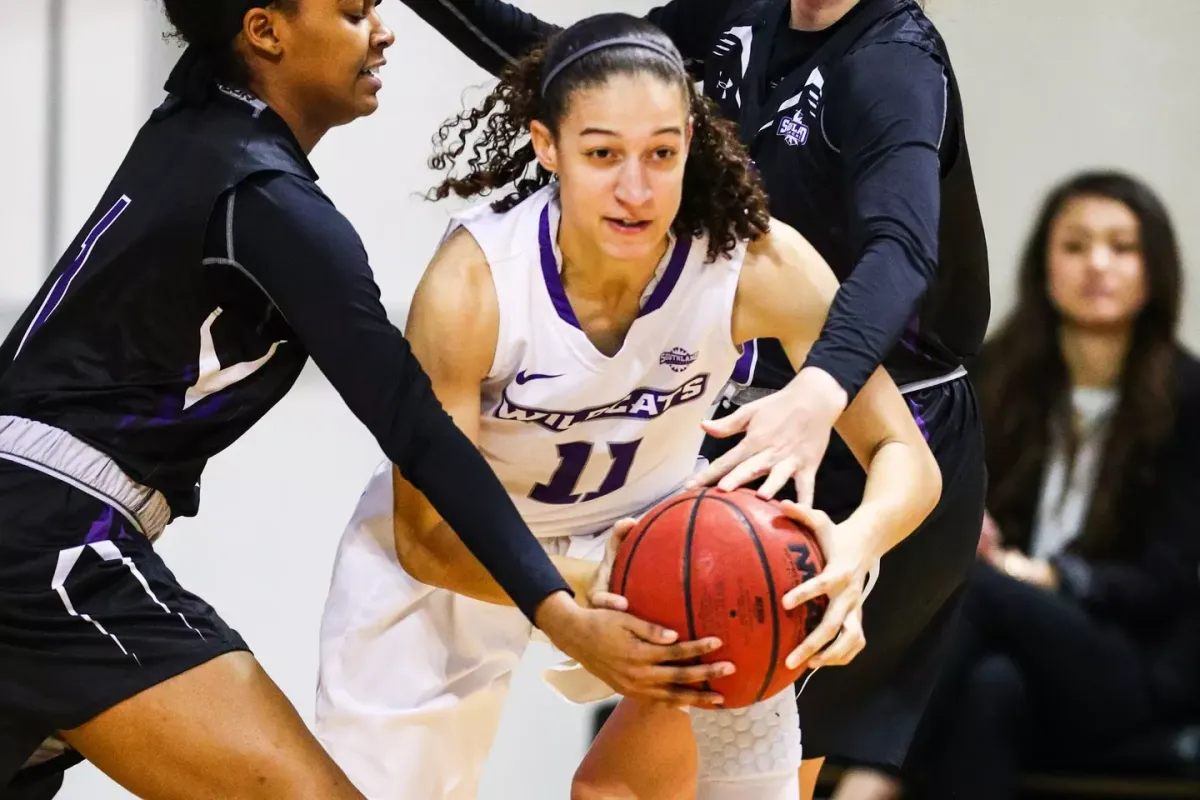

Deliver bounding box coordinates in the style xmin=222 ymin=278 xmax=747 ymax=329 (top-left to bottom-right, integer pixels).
xmin=689 ymin=690 xmax=802 ymax=800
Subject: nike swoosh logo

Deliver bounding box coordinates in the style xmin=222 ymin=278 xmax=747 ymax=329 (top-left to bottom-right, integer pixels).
xmin=515 ymin=370 xmax=562 ymax=385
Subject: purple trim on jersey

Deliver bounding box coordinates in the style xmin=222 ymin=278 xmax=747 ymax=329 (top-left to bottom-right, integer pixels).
xmin=907 ymin=396 xmax=930 ymax=442
xmin=84 ymin=506 xmax=115 ymax=545
xmin=537 ymin=204 xmax=692 ymax=328
xmin=539 ymin=206 xmax=583 ymax=329
xmin=26 ymin=196 xmax=131 ymax=345
xmin=732 ymin=340 xmax=757 ymax=384
xmin=639 ymin=234 xmax=692 ymax=315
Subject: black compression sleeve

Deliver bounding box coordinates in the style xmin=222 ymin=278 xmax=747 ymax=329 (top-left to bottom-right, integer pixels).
xmin=802 ymin=44 xmax=948 ymax=399
xmin=226 ymin=173 xmax=569 ymax=620
xmin=396 ymin=0 xmax=559 ymax=76
xmin=395 ymin=0 xmax=733 ymax=76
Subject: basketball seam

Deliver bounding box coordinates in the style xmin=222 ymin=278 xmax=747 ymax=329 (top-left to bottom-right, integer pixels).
xmin=709 ymin=495 xmax=781 ymax=704
xmin=682 ymin=489 xmax=708 ymax=692
xmin=616 ymin=493 xmax=699 ymax=597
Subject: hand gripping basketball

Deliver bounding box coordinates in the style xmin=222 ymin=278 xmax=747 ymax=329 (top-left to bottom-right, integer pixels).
xmin=609 ymin=488 xmax=834 ymax=708
xmin=589 ymin=517 xmax=639 ymax=612
xmin=777 ymin=501 xmax=869 ymax=672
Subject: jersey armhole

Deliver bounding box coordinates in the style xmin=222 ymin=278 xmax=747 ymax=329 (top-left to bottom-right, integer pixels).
xmin=722 ymin=241 xmax=752 ymax=363
xmin=438 ymin=221 xmax=508 ymax=384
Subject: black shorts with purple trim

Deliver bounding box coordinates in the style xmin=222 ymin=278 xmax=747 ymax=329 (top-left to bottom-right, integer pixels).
xmin=0 ymin=461 xmax=248 ymax=791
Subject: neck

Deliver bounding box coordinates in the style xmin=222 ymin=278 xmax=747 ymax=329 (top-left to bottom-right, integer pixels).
xmin=790 ymin=0 xmax=862 ymax=30
xmin=1058 ymin=323 xmax=1133 ymax=389
xmin=556 ymin=219 xmax=668 ymax=312
xmin=249 ymin=78 xmax=326 ymax=154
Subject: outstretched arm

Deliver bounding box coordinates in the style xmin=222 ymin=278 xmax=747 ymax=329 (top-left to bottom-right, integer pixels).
xmin=730 ymin=220 xmax=942 ymax=561
xmin=228 ymin=173 xmax=568 ymax=623
xmin=393 ymin=0 xmax=735 ymax=77
xmin=709 ymin=220 xmax=942 ymax=671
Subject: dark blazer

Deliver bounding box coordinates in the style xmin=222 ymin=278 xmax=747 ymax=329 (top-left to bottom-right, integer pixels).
xmin=978 ymin=346 xmax=1200 ymax=721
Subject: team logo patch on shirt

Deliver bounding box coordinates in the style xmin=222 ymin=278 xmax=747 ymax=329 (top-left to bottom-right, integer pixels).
xmin=777 ymin=111 xmax=810 ymax=147
xmin=659 ymin=347 xmax=698 ymax=373
xmin=496 ymin=374 xmax=709 ymax=432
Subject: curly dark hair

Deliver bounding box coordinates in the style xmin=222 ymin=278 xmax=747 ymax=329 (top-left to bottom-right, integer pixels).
xmin=977 ymin=171 xmax=1183 ymax=559
xmin=427 ymin=13 xmax=770 ymax=262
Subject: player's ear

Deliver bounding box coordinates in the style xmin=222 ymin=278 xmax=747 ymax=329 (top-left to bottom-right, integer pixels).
xmin=530 ymin=121 xmax=558 ymax=175
xmin=243 ymin=7 xmax=284 ymax=58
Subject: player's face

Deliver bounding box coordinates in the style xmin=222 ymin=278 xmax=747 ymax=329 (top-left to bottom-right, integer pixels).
xmin=1046 ymin=195 xmax=1148 ymax=330
xmin=271 ymin=0 xmax=394 ymax=128
xmin=537 ymin=73 xmax=692 ymax=262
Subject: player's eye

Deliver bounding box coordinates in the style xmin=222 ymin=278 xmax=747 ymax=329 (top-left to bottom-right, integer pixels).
xmin=587 ymin=148 xmax=615 ymax=161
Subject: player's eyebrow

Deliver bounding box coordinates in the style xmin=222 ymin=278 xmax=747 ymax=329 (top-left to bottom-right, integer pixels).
xmin=579 ymin=126 xmax=684 ymax=136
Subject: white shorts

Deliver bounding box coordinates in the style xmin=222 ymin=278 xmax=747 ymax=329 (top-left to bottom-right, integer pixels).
xmin=315 ymin=462 xmax=611 ymax=800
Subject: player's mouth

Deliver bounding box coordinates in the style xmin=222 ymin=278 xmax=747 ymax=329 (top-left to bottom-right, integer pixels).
xmin=605 ymin=218 xmax=652 ymax=235
xmin=359 ymin=61 xmax=386 ymax=87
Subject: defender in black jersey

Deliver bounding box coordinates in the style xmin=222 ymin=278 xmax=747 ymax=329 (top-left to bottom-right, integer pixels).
xmin=397 ymin=0 xmax=991 ymax=786
xmin=0 ymin=3 xmax=728 ymax=797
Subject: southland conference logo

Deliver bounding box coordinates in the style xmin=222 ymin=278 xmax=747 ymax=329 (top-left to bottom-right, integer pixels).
xmin=659 ymin=347 xmax=698 ymax=373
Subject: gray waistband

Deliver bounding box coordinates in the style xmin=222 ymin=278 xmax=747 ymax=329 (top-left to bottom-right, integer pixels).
xmin=0 ymin=416 xmax=170 ymax=541
xmin=725 ymin=364 xmax=968 ymax=407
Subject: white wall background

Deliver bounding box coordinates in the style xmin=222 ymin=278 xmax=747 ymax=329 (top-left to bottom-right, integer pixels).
xmin=0 ymin=0 xmax=1196 ymax=798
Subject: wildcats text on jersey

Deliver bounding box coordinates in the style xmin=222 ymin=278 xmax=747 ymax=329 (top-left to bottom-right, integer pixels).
xmin=496 ymin=374 xmax=709 ymax=433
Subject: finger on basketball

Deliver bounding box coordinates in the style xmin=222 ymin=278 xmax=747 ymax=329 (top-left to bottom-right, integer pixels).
xmin=652 ymin=686 xmax=725 ymax=707
xmin=589 ymin=591 xmax=628 ymax=612
xmin=785 ymin=597 xmax=851 ymax=669
xmin=700 ymin=405 xmax=750 ymax=439
xmin=623 ymin=615 xmax=679 ymax=645
xmin=777 ymin=500 xmax=833 ymax=534
xmin=660 ymin=636 xmax=725 ymax=663
xmin=809 ymin=614 xmax=864 ymax=668
xmin=793 ymin=466 xmax=817 ymax=508
xmin=756 ymin=457 xmax=797 ymax=499
xmin=715 ymin=451 xmax=772 ymax=492
xmin=610 ymin=517 xmax=638 ymax=544
xmin=687 ymin=443 xmax=747 ymax=488
xmin=782 ymin=572 xmax=834 ymax=610
xmin=653 ymin=660 xmax=735 ymax=687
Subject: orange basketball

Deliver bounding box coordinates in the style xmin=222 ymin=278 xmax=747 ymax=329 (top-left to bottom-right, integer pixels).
xmin=610 ymin=487 xmax=827 ymax=709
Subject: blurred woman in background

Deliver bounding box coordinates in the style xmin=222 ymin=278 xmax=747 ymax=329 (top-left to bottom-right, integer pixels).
xmin=837 ymin=170 xmax=1200 ymax=800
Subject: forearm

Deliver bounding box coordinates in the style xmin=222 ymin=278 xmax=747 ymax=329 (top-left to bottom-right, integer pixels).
xmin=396 ymin=0 xmax=560 ymax=76
xmin=802 ymin=239 xmax=930 ymax=400
xmin=840 ymin=430 xmax=941 ymax=561
xmin=398 ymin=519 xmax=597 ymax=606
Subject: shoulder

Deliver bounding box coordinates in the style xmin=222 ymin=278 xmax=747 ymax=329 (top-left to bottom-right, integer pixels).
xmin=744 ymin=218 xmax=826 ymax=278
xmin=232 ymin=171 xmax=365 ymax=261
xmin=736 ymin=219 xmax=837 ymax=334
xmin=410 ymin=227 xmax=498 ymax=347
xmin=838 ymin=40 xmax=946 ymax=94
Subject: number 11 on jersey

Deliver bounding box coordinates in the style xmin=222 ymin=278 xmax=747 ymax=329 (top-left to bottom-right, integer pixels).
xmin=530 ymin=439 xmax=643 ymax=505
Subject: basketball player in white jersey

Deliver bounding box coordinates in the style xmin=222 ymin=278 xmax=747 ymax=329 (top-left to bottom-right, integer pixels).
xmin=317 ymin=14 xmax=942 ymax=800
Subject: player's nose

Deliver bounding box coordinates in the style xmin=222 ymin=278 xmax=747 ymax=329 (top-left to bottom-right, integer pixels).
xmin=613 ymin=161 xmax=652 ymax=207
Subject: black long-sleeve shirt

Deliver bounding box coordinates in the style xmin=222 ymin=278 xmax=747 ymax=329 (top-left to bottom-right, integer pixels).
xmin=0 ymin=83 xmax=569 ymax=621
xmin=395 ymin=0 xmax=990 ymax=399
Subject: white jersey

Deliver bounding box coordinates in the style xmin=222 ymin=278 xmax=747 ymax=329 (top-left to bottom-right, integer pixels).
xmin=452 ymin=185 xmax=745 ymax=539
